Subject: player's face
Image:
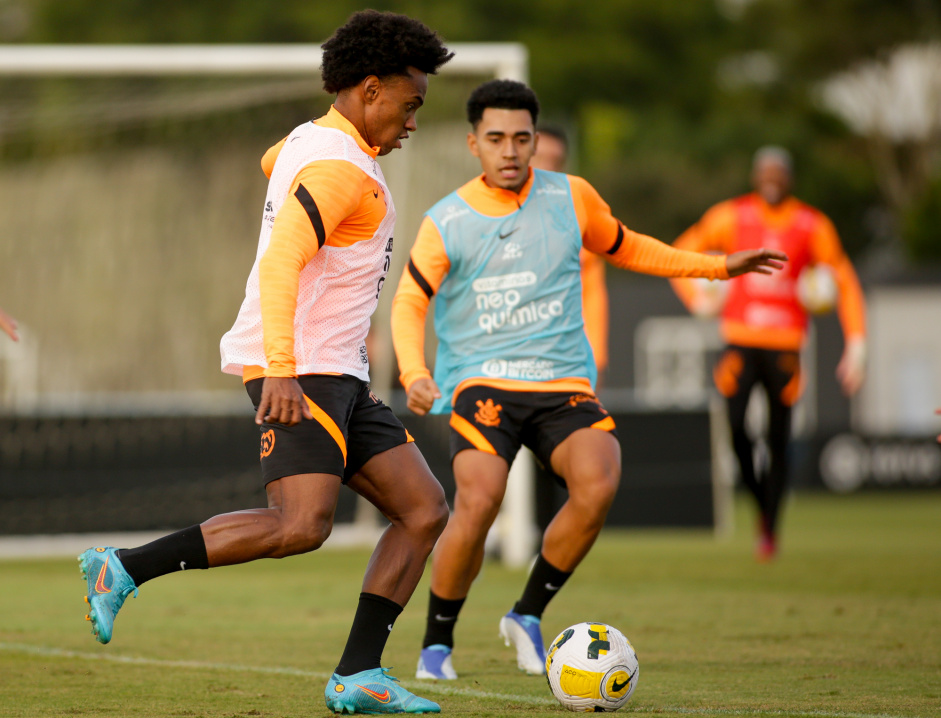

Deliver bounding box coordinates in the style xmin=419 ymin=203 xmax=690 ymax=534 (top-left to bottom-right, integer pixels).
xmin=363 ymin=67 xmax=428 ymax=156
xmin=468 ymin=108 xmax=537 ymax=193
xmin=753 ymin=158 xmax=792 ymax=206
xmin=531 ymin=133 xmax=567 ymax=173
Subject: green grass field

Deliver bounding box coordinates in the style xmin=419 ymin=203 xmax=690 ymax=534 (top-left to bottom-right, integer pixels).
xmin=1 ymin=492 xmax=939 ymax=718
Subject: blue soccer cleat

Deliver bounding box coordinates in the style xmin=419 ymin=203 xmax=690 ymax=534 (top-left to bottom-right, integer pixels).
xmin=498 ymin=610 xmax=546 ymax=675
xmin=415 ymin=644 xmax=458 ymax=680
xmin=325 ymin=667 xmax=440 ymax=714
xmin=78 ymin=546 xmax=138 ymax=645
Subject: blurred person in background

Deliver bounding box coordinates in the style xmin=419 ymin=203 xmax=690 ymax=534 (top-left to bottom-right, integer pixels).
xmin=671 ymin=146 xmax=867 ymax=562
xmin=0 ymin=307 xmax=17 ymax=341
xmin=392 ymin=79 xmax=786 ymax=681
xmin=531 ymin=126 xmax=610 ymax=389
xmin=77 ymin=11 xmax=453 ymax=715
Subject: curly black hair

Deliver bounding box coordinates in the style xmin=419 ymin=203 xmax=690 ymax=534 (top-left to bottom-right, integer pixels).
xmin=466 ymin=79 xmax=540 ymax=128
xmin=321 ymin=10 xmax=453 ymax=94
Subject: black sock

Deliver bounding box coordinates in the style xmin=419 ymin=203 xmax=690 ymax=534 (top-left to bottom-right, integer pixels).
xmin=116 ymin=524 xmax=209 ymax=586
xmin=335 ymin=593 xmax=403 ymax=677
xmin=512 ymin=554 xmax=572 ymax=619
xmin=422 ymin=591 xmax=466 ymax=649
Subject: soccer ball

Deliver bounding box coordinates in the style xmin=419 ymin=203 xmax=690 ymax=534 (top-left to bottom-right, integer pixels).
xmin=545 ymin=622 xmax=639 ymax=712
xmin=690 ymin=276 xmax=728 ymax=318
xmin=796 ymin=264 xmax=837 ymax=315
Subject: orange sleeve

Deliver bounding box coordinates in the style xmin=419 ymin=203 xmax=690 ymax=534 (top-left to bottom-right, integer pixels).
xmin=670 ymin=202 xmax=738 ymax=311
xmin=259 ymin=160 xmax=368 ymax=377
xmin=571 ymin=176 xmax=729 ymax=280
xmin=809 ymin=213 xmax=866 ymax=341
xmin=260 ymin=137 xmax=286 ymax=179
xmin=391 ymin=216 xmax=451 ymax=392
xmin=579 ymin=250 xmax=609 ymax=372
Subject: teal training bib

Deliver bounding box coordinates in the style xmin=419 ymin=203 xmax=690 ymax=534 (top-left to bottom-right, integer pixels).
xmin=427 ymin=170 xmax=596 ymax=414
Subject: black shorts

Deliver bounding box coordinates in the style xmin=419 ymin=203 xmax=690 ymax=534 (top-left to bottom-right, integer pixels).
xmin=713 ymin=345 xmax=802 ymax=407
xmin=448 ymin=384 xmax=617 ymax=472
xmin=246 ymin=375 xmax=413 ymax=485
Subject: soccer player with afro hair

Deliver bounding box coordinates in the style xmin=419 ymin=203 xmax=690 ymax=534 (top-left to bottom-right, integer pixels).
xmin=321 ymin=9 xmax=453 ymax=95
xmin=78 ymin=11 xmax=453 ymax=714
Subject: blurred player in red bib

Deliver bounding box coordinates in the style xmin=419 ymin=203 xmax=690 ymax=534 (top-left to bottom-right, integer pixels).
xmin=671 ymin=147 xmax=867 ymax=561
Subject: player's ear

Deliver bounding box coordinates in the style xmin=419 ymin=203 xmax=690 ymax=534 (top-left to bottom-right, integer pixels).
xmin=362 ymin=75 xmax=381 ymax=105
xmin=467 ymin=131 xmax=480 ymax=157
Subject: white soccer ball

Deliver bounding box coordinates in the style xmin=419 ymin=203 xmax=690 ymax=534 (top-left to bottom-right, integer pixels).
xmin=545 ymin=622 xmax=639 ymax=712
xmin=690 ymin=277 xmax=728 ymax=318
xmin=796 ymin=264 xmax=837 ymax=315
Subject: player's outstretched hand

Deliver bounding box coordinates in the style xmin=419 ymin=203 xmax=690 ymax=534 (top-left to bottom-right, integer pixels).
xmin=0 ymin=307 xmax=18 ymax=341
xmin=407 ymin=377 xmax=442 ymax=416
xmin=725 ymin=249 xmax=788 ymax=277
xmin=255 ymin=376 xmax=314 ymax=426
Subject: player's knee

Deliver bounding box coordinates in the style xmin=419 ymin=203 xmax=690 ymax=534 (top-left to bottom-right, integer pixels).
xmin=274 ymin=513 xmax=334 ymax=557
xmin=407 ymin=488 xmax=449 ymax=542
xmin=457 ymin=488 xmax=503 ymax=527
xmin=568 ymin=465 xmax=620 ymax=518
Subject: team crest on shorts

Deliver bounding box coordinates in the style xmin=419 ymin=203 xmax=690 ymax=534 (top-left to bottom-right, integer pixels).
xmin=474 ymin=398 xmax=503 ymax=427
xmin=260 ymin=429 xmax=276 ymax=458
xmin=567 ymin=393 xmax=607 ymax=413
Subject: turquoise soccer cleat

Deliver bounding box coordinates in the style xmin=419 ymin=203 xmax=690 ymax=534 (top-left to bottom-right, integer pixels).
xmin=78 ymin=546 xmax=138 ymax=645
xmin=325 ymin=667 xmax=441 ymax=714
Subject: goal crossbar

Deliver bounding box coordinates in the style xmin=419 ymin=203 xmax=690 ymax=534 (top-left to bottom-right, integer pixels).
xmin=0 ymin=43 xmax=528 ymax=80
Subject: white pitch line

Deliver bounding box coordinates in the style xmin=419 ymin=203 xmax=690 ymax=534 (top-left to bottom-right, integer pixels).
xmin=0 ymin=642 xmax=919 ymax=718
xmin=0 ymin=642 xmax=553 ymax=706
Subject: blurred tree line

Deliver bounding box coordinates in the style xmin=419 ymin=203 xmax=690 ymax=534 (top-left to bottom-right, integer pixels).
xmin=4 ymin=0 xmax=940 ymax=266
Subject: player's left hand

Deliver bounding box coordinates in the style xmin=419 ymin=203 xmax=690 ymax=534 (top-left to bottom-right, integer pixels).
xmin=836 ymin=338 xmax=866 ymax=397
xmin=407 ymin=377 xmax=441 ymax=416
xmin=725 ymin=249 xmax=788 ymax=277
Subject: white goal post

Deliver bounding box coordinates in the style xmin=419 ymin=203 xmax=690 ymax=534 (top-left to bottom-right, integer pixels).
xmin=0 ymin=43 xmax=536 ymax=564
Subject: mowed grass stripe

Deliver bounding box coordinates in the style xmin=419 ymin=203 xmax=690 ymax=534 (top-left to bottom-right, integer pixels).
xmin=0 ymin=642 xmax=919 ymax=718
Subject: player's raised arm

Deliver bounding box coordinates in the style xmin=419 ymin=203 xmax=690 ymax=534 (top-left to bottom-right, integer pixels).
xmin=573 ymin=176 xmax=786 ymax=280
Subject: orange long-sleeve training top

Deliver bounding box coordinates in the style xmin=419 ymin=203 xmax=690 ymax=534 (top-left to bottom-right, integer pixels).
xmin=392 ymin=169 xmax=730 ymax=398
xmin=241 ymin=107 xmax=390 ymax=382
xmin=671 ymin=193 xmax=866 ymax=352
